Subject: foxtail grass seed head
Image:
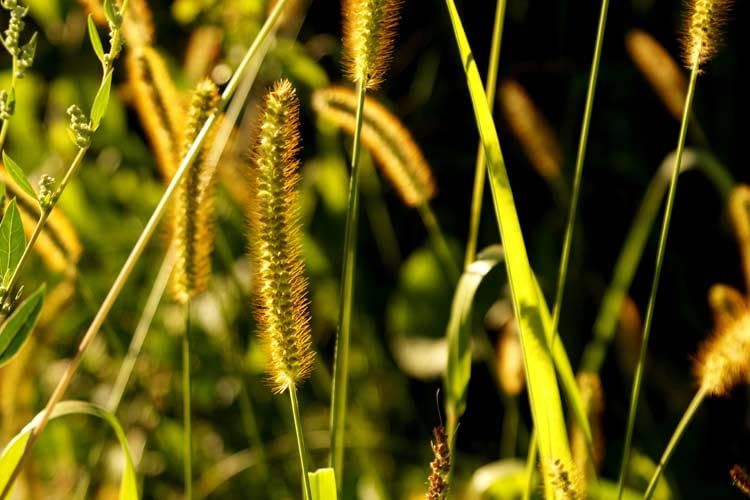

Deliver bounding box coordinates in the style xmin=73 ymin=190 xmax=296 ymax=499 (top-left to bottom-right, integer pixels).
xmin=170 ymin=79 xmax=220 ymax=304
xmin=342 ymin=0 xmax=402 ymax=89
xmin=682 ymin=0 xmax=733 ymax=68
xmin=499 ymin=80 xmax=563 ymax=182
xmin=729 ymin=185 xmax=750 ymax=289
xmin=249 ymin=80 xmax=314 ymax=394
xmin=570 ymin=373 xmax=605 ymax=478
xmin=126 ymin=46 xmax=186 ymax=182
xmin=547 ymin=458 xmax=585 ymax=500
xmin=694 ymin=310 xmax=750 ymax=396
xmin=708 ymin=284 xmax=747 ymax=331
xmin=426 ymin=425 xmax=450 ymax=500
xmin=312 ymin=85 xmax=435 ymax=207
xmin=731 ymin=465 xmax=750 ymax=497
xmin=626 ymin=30 xmax=688 ymax=121
xmin=615 ymin=296 xmax=643 ymax=375
xmin=496 ymin=318 xmax=525 ymax=397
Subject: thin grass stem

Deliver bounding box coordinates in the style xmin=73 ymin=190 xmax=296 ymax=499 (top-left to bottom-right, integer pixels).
xmin=464 ymin=0 xmax=506 ymax=269
xmin=183 ymin=303 xmax=193 ymax=500
xmin=615 ymin=54 xmax=702 ymax=500
xmin=329 ymin=78 xmax=366 ymax=487
xmin=0 ymin=3 xmax=289 ymax=496
xmin=0 ymin=60 xmax=18 ymax=150
xmin=522 ymin=430 xmax=538 ymax=500
xmin=289 ymin=385 xmax=313 ymax=500
xmin=417 ymin=202 xmax=459 ymax=282
xmin=643 ymin=385 xmax=707 ymax=499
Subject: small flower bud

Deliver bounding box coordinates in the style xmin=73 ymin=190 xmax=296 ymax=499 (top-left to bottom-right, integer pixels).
xmin=67 ymin=105 xmax=93 ymax=148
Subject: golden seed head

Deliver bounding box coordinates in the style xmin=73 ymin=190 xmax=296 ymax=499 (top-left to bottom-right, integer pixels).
xmin=730 ymin=465 xmax=750 ymax=497
xmin=127 ymin=46 xmax=186 ymax=183
xmin=1 ymin=167 xmax=82 ymax=273
xmin=170 ymin=79 xmax=220 ymax=304
xmin=547 ymin=458 xmax=585 ymax=500
xmin=499 ymin=80 xmax=563 ymax=182
xmin=626 ymin=30 xmax=688 ymax=121
xmin=729 ymin=185 xmax=750 ymax=290
xmin=570 ymin=373 xmax=605 ymax=478
xmin=694 ymin=310 xmax=750 ymax=396
xmin=343 ymin=0 xmax=402 ymax=89
xmin=248 ymin=79 xmax=314 ymax=394
xmin=312 ymin=85 xmax=435 ymax=207
xmin=496 ymin=318 xmax=525 ymax=397
xmin=682 ymin=0 xmax=734 ymax=68
xmin=426 ymin=425 xmax=450 ymax=500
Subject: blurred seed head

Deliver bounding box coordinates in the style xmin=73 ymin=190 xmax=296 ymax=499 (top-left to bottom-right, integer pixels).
xmin=694 ymin=309 xmax=750 ymax=396
xmin=729 ymin=185 xmax=750 ymax=291
xmin=730 ymin=465 xmax=750 ymax=497
xmin=312 ymin=85 xmax=435 ymax=207
xmin=248 ymin=80 xmax=314 ymax=394
xmin=708 ymin=284 xmax=747 ymax=331
xmin=570 ymin=373 xmax=605 ymax=481
xmin=496 ymin=318 xmax=525 ymax=397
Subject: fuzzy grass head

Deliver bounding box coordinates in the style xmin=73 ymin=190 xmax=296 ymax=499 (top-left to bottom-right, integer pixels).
xmin=248 ymin=79 xmax=314 ymax=394
xmin=694 ymin=307 xmax=750 ymax=397
xmin=342 ymin=0 xmax=402 ymax=89
xmin=682 ymin=0 xmax=734 ymax=68
xmin=312 ymin=85 xmax=435 ymax=207
xmin=731 ymin=465 xmax=750 ymax=497
xmin=170 ymin=78 xmax=220 ymax=304
xmin=426 ymin=425 xmax=450 ymax=500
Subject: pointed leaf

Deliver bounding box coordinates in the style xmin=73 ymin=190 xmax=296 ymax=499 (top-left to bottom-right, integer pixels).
xmin=90 ymin=70 xmax=113 ymax=131
xmin=103 ymin=0 xmax=118 ymax=26
xmin=0 ymin=199 xmax=25 ymax=283
xmin=88 ymin=15 xmax=105 ymax=64
xmin=0 ymin=285 xmax=45 ymax=366
xmin=2 ymin=152 xmax=37 ymax=202
xmin=308 ymin=468 xmax=337 ymax=500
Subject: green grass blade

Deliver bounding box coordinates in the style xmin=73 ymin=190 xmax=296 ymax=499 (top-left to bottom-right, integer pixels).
xmin=308 ymin=468 xmax=338 ymax=500
xmin=442 ymin=1 xmax=574 ymax=494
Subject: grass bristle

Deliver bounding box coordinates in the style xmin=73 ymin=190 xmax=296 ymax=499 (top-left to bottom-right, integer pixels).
xmin=694 ymin=310 xmax=750 ymax=396
xmin=248 ymin=79 xmax=314 ymax=394
xmin=170 ymin=79 xmax=220 ymax=304
xmin=342 ymin=0 xmax=402 ymax=89
xmin=681 ymin=0 xmax=734 ymax=68
xmin=312 ymin=85 xmax=435 ymax=207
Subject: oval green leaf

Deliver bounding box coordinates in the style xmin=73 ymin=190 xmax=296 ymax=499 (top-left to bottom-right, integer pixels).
xmin=0 ymin=400 xmax=138 ymax=500
xmin=0 ymin=284 xmax=45 ymax=367
xmin=2 ymin=152 xmax=38 ymax=202
xmin=91 ymin=70 xmax=113 ymax=131
xmin=0 ymin=199 xmax=25 ymax=284
xmin=88 ymin=15 xmax=106 ymax=64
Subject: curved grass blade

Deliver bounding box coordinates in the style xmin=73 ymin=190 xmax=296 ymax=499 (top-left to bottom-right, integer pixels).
xmin=442 ymin=1 xmax=576 ymax=494
xmin=0 ymin=400 xmax=138 ymax=500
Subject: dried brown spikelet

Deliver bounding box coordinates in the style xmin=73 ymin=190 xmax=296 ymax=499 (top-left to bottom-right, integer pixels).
xmin=248 ymin=80 xmax=314 ymax=393
xmin=570 ymin=373 xmax=605 ymax=480
xmin=547 ymin=458 xmax=585 ymax=500
xmin=614 ymin=296 xmax=642 ymax=376
xmin=426 ymin=425 xmax=450 ymax=500
xmin=694 ymin=310 xmax=750 ymax=396
xmin=708 ymin=284 xmax=747 ymax=331
xmin=496 ymin=318 xmax=525 ymax=397
xmin=170 ymin=79 xmax=220 ymax=304
xmin=126 ymin=46 xmax=186 ymax=182
xmin=729 ymin=185 xmax=750 ymax=291
xmin=731 ymin=465 xmax=750 ymax=497
xmin=499 ymin=80 xmax=563 ymax=182
xmin=682 ymin=0 xmax=734 ymax=68
xmin=626 ymin=30 xmax=688 ymax=121
xmin=1 ymin=167 xmax=82 ymax=273
xmin=312 ymin=85 xmax=435 ymax=207
xmin=342 ymin=0 xmax=402 ymax=89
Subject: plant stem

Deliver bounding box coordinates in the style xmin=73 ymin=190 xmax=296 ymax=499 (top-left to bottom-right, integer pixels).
xmin=463 ymin=0 xmax=506 ymax=269
xmin=329 ymin=78 xmax=366 ymax=488
xmin=643 ymin=386 xmax=707 ymax=500
xmin=522 ymin=430 xmax=538 ymax=500
xmin=0 ymin=3 xmax=289 ymax=496
xmin=289 ymin=385 xmax=313 ymax=500
xmin=0 ymin=59 xmax=18 ymax=150
xmin=615 ymin=54 xmax=701 ymax=500
xmin=183 ymin=303 xmax=193 ymax=500
xmin=548 ymin=0 xmax=609 ymax=351
xmin=417 ymin=202 xmax=459 ymax=282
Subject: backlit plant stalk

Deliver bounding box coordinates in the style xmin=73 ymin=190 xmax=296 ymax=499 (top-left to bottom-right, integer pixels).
xmin=0 ymin=1 xmax=290 ymax=495
xmin=330 ymin=0 xmax=403 ymax=488
xmin=170 ymin=79 xmax=220 ymax=500
xmin=248 ymin=80 xmax=314 ymax=500
xmin=616 ymin=1 xmax=734 ymax=497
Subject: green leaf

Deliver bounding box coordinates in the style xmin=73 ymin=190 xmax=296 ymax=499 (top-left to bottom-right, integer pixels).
xmin=443 ymin=1 xmax=578 ymax=495
xmin=90 ymin=70 xmax=113 ymax=131
xmin=88 ymin=15 xmax=105 ymax=64
xmin=0 ymin=284 xmax=45 ymax=367
xmin=444 ymin=245 xmax=504 ymax=433
xmin=308 ymin=468 xmax=337 ymax=500
xmin=0 ymin=401 xmax=138 ymax=500
xmin=103 ymin=0 xmax=118 ymax=26
xmin=2 ymin=152 xmax=38 ymax=202
xmin=0 ymin=199 xmax=25 ymax=284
